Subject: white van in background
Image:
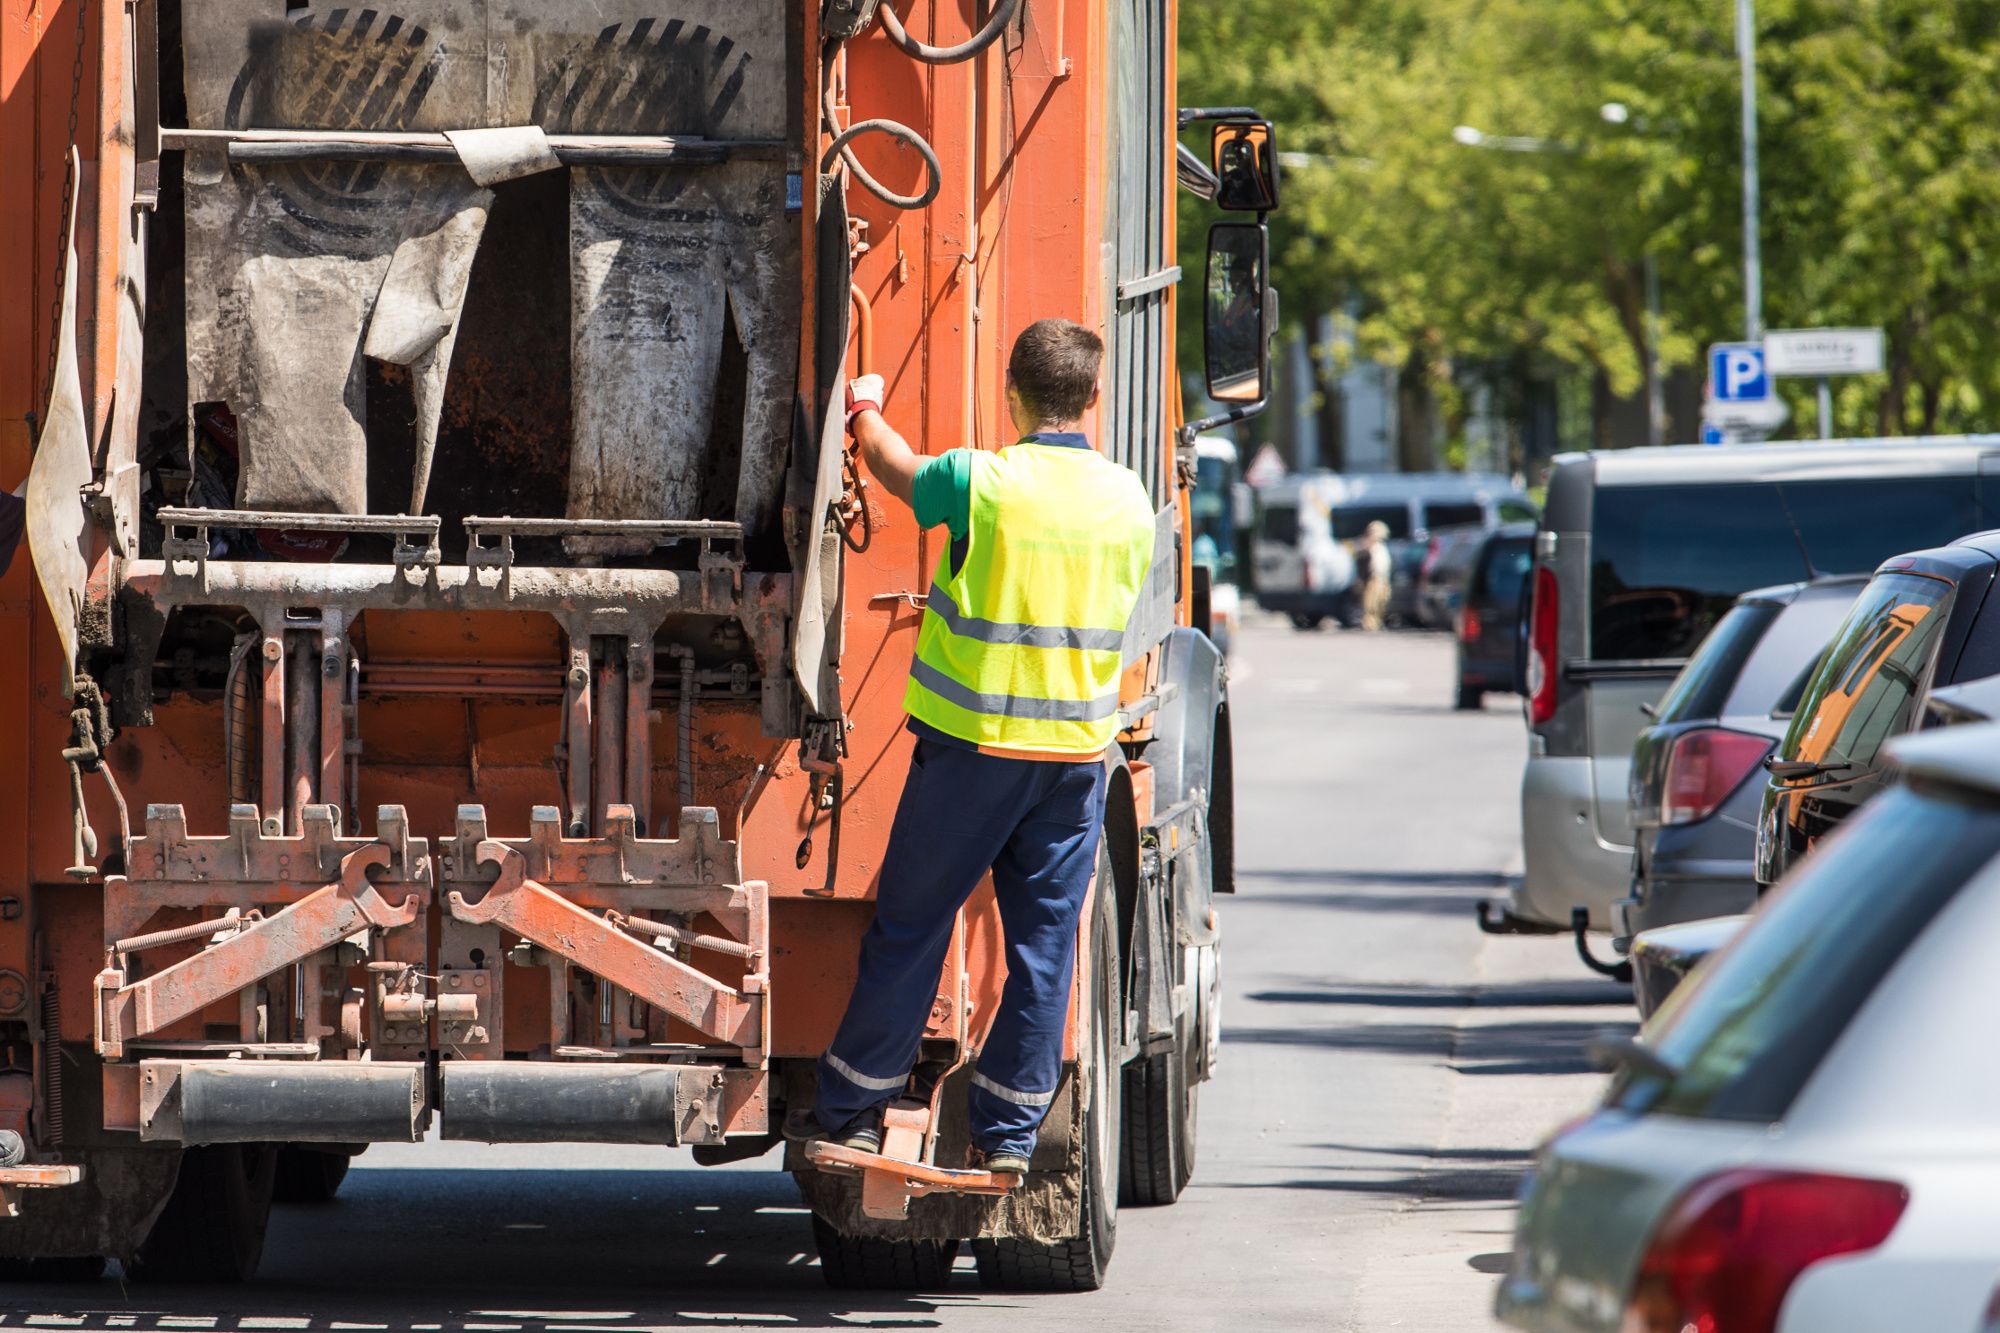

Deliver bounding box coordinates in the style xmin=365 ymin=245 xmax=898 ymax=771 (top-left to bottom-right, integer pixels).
xmin=1252 ymin=471 xmax=1535 ymax=630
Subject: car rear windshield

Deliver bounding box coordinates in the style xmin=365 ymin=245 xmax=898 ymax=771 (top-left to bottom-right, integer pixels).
xmin=1588 ymin=475 xmax=1987 ymax=660
xmin=1778 ymin=571 xmax=1955 ymax=772
xmin=1651 ymin=601 xmax=1783 ymax=725
xmin=1610 ymin=783 xmax=2000 ymax=1123
xmin=1423 ymin=502 xmax=1485 ymax=531
xmin=1474 ymin=535 xmax=1533 ymax=603
xmin=1259 ymin=502 xmax=1299 ymax=545
xmin=1331 ymin=504 xmax=1410 ymax=540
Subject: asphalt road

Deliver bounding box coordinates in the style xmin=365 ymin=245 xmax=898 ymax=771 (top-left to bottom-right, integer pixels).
xmin=3 ymin=621 xmax=1633 ymax=1331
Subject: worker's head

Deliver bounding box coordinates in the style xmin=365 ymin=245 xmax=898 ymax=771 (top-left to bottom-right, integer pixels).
xmin=1006 ymin=318 xmax=1104 ymax=436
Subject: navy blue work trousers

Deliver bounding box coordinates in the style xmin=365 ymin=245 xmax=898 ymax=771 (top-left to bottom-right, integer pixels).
xmin=814 ymin=737 xmax=1109 ymax=1157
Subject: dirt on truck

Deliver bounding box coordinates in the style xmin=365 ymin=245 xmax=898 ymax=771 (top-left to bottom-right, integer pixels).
xmin=0 ymin=0 xmax=1276 ymax=1291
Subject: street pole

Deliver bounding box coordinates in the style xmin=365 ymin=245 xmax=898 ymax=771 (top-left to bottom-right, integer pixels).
xmin=1737 ymin=0 xmax=1763 ymax=341
xmin=1817 ymin=377 xmax=1832 ymax=438
xmin=1644 ymin=253 xmax=1663 ymax=447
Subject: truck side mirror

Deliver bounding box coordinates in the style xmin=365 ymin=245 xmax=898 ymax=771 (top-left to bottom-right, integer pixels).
xmin=1210 ymin=121 xmax=1278 ymax=213
xmin=1204 ymin=222 xmax=1272 ymax=405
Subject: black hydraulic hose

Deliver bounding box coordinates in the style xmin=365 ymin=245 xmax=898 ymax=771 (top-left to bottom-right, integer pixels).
xmin=877 ymin=0 xmax=1021 ymax=65
xmin=819 ymin=67 xmax=943 ymax=210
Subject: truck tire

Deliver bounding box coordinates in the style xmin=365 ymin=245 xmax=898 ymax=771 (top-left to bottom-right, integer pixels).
xmin=127 ymin=1144 xmax=277 ymax=1283
xmin=972 ymin=854 xmax=1121 ymax=1291
xmin=1120 ymin=1014 xmax=1197 ymax=1205
xmin=0 ymin=1256 xmax=107 ymax=1282
xmin=811 ymin=1217 xmax=958 ymax=1290
xmin=272 ymin=1146 xmax=351 ymax=1203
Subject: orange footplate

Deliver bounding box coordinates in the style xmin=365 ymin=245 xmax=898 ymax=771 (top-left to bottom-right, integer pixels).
xmin=805 ymin=1102 xmax=1018 ymax=1219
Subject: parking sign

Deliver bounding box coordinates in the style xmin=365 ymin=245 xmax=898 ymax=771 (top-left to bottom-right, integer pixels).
xmin=1709 ymin=342 xmax=1769 ymax=403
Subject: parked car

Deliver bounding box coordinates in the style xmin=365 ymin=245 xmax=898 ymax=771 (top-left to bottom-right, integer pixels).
xmin=1454 ymin=523 xmax=1535 ymax=709
xmin=1416 ymin=524 xmax=1490 ymax=630
xmin=1627 ymin=913 xmax=1749 ymax=1020
xmin=1755 ymin=530 xmax=2000 ymax=890
xmin=1252 ymin=470 xmax=1534 ymax=630
xmin=1615 ymin=577 xmax=1865 ymax=946
xmin=1499 ymin=722 xmax=2000 ymax=1333
xmin=1500 ymin=437 xmax=2000 ymax=943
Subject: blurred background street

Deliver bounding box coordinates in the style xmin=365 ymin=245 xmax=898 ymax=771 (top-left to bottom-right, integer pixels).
xmin=0 ymin=623 xmax=1623 ymax=1332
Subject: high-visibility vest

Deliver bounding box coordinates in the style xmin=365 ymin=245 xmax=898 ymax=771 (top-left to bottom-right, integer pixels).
xmin=905 ymin=441 xmax=1156 ymax=756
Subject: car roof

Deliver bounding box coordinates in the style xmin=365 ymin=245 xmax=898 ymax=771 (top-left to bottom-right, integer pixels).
xmin=1736 ymin=573 xmax=1872 ymax=607
xmin=1923 ymin=675 xmax=2000 ymax=725
xmin=1553 ymin=436 xmax=2000 ymax=486
xmin=1887 ymin=720 xmax=2000 ymax=797
xmin=1195 ymin=434 xmax=1238 ymax=463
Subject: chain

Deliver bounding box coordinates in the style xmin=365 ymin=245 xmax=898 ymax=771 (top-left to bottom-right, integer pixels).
xmin=42 ymin=0 xmax=89 ymax=418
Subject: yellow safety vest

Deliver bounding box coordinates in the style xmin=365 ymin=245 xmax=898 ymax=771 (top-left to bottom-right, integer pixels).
xmin=905 ymin=441 xmax=1156 ymax=756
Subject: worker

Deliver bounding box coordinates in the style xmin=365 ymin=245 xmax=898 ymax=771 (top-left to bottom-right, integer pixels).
xmin=1357 ymin=518 xmax=1392 ymax=631
xmin=790 ymin=318 xmax=1156 ymax=1178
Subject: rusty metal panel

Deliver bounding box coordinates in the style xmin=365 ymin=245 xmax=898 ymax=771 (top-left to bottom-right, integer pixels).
xmin=179 ymin=2 xmax=796 ymax=528
xmin=567 ymin=160 xmax=798 ymax=547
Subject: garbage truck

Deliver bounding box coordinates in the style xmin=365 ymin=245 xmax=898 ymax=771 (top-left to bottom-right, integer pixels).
xmin=0 ymin=0 xmax=1276 ymax=1291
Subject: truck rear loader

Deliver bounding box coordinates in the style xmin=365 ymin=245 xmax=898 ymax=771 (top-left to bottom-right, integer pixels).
xmin=0 ymin=0 xmax=1276 ymax=1290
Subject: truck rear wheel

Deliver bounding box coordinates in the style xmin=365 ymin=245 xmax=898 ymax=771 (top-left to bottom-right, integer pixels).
xmin=972 ymin=852 xmax=1121 ymax=1291
xmin=811 ymin=1217 xmax=958 ymax=1290
xmin=272 ymin=1146 xmax=352 ymax=1203
xmin=0 ymin=1256 xmax=107 ymax=1282
xmin=127 ymin=1144 xmax=277 ymax=1283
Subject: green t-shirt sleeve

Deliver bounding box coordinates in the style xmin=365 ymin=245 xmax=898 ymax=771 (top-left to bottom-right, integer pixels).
xmin=911 ymin=449 xmax=973 ymax=540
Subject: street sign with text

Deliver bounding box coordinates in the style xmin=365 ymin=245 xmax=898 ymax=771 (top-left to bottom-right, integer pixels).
xmin=1764 ymin=328 xmax=1885 ymax=378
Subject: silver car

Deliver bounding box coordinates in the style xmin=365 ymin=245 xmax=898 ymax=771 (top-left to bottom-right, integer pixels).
xmin=1616 ymin=576 xmax=1864 ymax=947
xmin=1499 ymin=723 xmax=2000 ymax=1333
xmin=1502 ymin=437 xmax=2000 ymax=944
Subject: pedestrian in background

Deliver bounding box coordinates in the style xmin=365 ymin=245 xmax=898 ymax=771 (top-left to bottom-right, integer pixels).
xmin=1358 ymin=519 xmax=1391 ymax=631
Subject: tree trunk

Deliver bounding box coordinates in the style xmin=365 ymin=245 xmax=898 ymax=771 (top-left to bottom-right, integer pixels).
xmin=1396 ymin=344 xmax=1436 ymax=472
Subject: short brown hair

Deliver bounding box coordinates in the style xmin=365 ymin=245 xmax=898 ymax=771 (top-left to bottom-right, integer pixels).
xmin=1008 ymin=318 xmax=1103 ymax=424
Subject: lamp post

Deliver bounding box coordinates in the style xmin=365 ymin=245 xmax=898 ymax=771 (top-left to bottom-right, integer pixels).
xmin=1737 ymin=0 xmax=1763 ymax=341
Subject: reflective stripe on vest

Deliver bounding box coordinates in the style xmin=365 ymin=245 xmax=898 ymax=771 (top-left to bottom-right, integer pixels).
xmin=904 ymin=442 xmax=1156 ymax=756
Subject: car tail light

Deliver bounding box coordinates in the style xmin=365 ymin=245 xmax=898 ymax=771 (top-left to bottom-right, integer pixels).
xmin=1526 ymin=565 xmax=1558 ymax=723
xmin=1661 ymin=729 xmax=1772 ymax=825
xmin=1458 ymin=606 xmax=1482 ymax=642
xmin=1625 ymin=1170 xmax=1906 ymax=1333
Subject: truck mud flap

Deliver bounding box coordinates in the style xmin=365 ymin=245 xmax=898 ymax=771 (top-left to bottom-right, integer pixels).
xmin=439 ymin=1062 xmax=760 ymax=1146
xmin=140 ymin=1060 xmax=425 ymax=1145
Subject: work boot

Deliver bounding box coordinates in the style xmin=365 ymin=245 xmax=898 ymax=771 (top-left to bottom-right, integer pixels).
xmin=975 ymin=1147 xmax=1030 ymax=1179
xmin=782 ymin=1106 xmax=883 ymax=1154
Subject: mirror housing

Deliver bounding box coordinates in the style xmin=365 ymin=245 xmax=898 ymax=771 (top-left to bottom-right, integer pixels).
xmin=1204 ymin=222 xmax=1272 ymax=405
xmin=1210 ymin=120 xmax=1278 ymax=213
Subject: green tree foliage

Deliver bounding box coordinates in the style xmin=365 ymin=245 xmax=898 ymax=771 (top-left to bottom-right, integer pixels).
xmin=1179 ymin=0 xmax=2000 ymax=440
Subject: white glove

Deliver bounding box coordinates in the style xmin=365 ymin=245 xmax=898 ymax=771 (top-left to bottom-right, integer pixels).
xmin=847 ymin=374 xmax=886 ymax=427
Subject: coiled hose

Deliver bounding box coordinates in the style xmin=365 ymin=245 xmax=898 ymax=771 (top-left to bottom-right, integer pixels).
xmin=878 ymin=0 xmax=1022 ymax=65
xmin=820 ymin=64 xmax=943 ymax=210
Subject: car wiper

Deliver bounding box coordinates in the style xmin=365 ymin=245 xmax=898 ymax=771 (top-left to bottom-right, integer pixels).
xmin=1763 ymin=755 xmax=1855 ymax=779
xmin=1588 ymin=1034 xmax=1679 ymax=1084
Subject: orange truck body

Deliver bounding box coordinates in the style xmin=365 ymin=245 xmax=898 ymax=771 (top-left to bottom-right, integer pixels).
xmin=0 ymin=0 xmax=1243 ymax=1280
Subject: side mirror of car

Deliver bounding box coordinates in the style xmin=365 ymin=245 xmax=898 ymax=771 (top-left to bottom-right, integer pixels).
xmin=1210 ymin=120 xmax=1278 ymax=213
xmin=1204 ymin=221 xmax=1273 ymax=405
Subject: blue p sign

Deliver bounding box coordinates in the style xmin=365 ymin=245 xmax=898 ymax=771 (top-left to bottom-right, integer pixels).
xmin=1710 ymin=343 xmax=1769 ymax=403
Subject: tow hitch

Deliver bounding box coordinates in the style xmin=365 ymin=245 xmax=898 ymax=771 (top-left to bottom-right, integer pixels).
xmin=1571 ymin=908 xmax=1634 ymax=984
